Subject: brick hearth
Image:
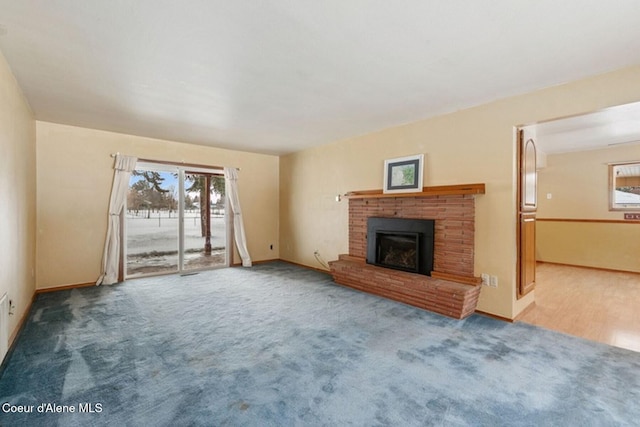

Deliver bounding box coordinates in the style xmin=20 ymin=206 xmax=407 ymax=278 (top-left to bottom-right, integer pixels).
xmin=329 ymin=186 xmax=483 ymax=319
xmin=331 ymin=255 xmax=481 ymax=319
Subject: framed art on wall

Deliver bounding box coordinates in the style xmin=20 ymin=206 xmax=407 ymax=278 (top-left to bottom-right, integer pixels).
xmin=383 ymin=154 xmax=424 ymax=193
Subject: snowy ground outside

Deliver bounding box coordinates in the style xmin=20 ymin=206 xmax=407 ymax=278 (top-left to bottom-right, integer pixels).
xmin=126 ymin=210 xmax=227 ymax=275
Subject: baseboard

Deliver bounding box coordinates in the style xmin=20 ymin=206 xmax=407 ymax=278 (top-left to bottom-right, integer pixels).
xmin=8 ymin=292 xmax=35 ymax=347
xmin=231 ymin=258 xmax=331 ymax=276
xmin=231 ymin=258 xmax=280 ymax=267
xmin=36 ymin=281 xmax=96 ymax=294
xmin=1 ymin=291 xmax=36 ymax=374
xmin=512 ymin=302 xmax=537 ymax=322
xmin=277 ymin=259 xmax=331 ymax=275
xmin=537 ymin=260 xmax=640 ymax=275
xmin=474 ymin=310 xmax=514 ymax=323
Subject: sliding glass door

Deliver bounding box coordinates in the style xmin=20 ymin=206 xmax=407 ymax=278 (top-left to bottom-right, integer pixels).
xmin=125 ymin=162 xmax=229 ymax=278
xmin=182 ymin=172 xmax=228 ymax=272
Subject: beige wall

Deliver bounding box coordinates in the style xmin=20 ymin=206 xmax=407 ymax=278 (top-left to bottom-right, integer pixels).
xmin=36 ymin=122 xmax=279 ymax=289
xmin=537 ymin=144 xmax=640 ymax=272
xmin=538 ymin=144 xmax=640 ymax=219
xmin=537 ymin=221 xmax=639 ymax=272
xmin=280 ymin=65 xmax=640 ymax=319
xmin=0 ymin=50 xmax=36 ymax=343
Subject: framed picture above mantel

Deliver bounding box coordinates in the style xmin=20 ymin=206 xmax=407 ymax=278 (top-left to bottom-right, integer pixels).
xmin=383 ymin=154 xmax=424 ymax=194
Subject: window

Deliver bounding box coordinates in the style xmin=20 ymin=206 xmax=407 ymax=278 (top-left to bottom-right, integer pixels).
xmin=609 ymin=161 xmax=640 ymax=211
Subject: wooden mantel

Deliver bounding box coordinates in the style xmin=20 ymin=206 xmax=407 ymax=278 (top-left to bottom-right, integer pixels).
xmin=344 ymin=183 xmax=485 ymax=199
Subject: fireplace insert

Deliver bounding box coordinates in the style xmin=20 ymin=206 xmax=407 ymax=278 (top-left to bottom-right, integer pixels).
xmin=366 ymin=217 xmax=434 ymax=275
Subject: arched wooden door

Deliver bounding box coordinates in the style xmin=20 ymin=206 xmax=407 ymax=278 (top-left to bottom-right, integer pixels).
xmin=517 ymin=129 xmax=537 ymax=298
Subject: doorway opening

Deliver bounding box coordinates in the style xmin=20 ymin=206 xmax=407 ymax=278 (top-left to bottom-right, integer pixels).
xmin=125 ymin=162 xmax=231 ymax=277
xmin=515 ymin=101 xmax=640 ymax=350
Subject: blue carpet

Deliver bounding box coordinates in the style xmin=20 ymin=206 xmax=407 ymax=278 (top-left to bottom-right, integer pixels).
xmin=0 ymin=261 xmax=638 ymax=426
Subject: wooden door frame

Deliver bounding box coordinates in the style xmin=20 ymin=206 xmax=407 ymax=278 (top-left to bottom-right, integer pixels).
xmin=516 ymin=128 xmax=525 ymax=299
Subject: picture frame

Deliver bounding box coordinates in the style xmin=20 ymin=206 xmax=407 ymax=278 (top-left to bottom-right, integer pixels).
xmin=383 ymin=154 xmax=424 ymax=194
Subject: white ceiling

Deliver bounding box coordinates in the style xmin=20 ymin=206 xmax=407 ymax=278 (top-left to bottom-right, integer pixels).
xmin=1 ymin=1 xmax=640 ymax=155
xmin=529 ymin=101 xmax=640 ymax=154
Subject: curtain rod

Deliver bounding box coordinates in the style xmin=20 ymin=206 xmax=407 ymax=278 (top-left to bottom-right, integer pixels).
xmin=110 ymin=152 xmax=239 ymax=171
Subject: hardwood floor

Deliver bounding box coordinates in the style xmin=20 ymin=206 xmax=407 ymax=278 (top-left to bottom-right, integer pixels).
xmin=516 ymin=262 xmax=640 ymax=353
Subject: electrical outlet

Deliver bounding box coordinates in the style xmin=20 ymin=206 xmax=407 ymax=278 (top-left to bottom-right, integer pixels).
xmin=490 ymin=275 xmax=498 ymax=288
xmin=481 ymin=273 xmax=489 ymax=286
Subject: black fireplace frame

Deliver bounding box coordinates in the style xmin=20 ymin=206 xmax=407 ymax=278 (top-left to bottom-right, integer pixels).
xmin=366 ymin=217 xmax=435 ymax=276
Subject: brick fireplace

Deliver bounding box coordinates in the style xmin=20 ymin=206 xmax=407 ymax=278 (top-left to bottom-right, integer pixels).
xmin=329 ymin=184 xmax=484 ymax=319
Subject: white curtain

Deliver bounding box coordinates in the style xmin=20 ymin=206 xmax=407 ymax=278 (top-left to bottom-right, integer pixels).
xmin=96 ymin=155 xmax=138 ymax=285
xmin=224 ymin=167 xmax=252 ymax=267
